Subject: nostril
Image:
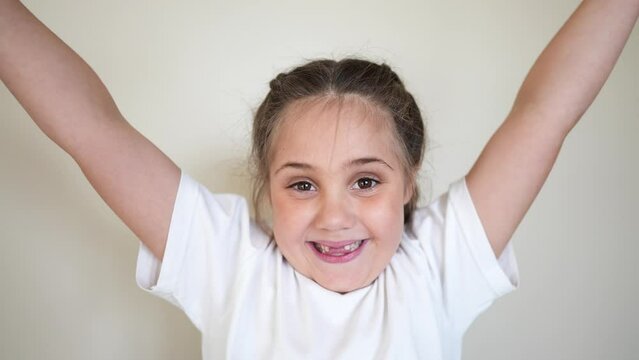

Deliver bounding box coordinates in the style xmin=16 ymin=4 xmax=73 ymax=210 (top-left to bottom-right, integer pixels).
xmin=315 ymin=196 xmax=356 ymax=230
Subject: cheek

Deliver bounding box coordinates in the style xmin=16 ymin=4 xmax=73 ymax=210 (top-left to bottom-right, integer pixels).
xmin=270 ymin=195 xmax=291 ymax=231
xmin=360 ymin=194 xmax=405 ymax=237
xmin=270 ymin=193 xmax=312 ymax=240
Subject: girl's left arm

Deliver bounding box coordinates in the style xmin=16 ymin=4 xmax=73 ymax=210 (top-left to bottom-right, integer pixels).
xmin=466 ymin=0 xmax=639 ymax=258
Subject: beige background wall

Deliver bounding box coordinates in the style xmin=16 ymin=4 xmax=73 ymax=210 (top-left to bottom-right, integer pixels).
xmin=1 ymin=0 xmax=637 ymax=359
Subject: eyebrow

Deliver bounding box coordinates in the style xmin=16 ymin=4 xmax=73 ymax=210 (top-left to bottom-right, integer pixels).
xmin=274 ymin=157 xmax=394 ymax=175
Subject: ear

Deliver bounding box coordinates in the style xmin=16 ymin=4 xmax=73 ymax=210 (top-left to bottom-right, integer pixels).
xmin=403 ymin=186 xmax=413 ymax=205
xmin=403 ymin=176 xmax=415 ymax=205
xmin=265 ymin=182 xmax=273 ymax=206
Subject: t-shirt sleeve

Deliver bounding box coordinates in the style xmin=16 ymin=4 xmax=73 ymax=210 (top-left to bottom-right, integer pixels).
xmin=134 ymin=171 xmax=266 ymax=331
xmin=412 ymin=177 xmax=520 ymax=334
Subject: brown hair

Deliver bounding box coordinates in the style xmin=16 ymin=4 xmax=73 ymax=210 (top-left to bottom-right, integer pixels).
xmin=251 ymin=58 xmax=426 ymax=232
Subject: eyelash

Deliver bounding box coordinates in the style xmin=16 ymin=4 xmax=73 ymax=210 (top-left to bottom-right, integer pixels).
xmin=290 ymin=181 xmax=315 ymax=192
xmin=352 ymin=177 xmax=379 ymax=190
xmin=288 ymin=177 xmax=380 ymax=192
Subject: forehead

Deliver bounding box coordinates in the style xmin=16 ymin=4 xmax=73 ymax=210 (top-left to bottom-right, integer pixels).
xmin=270 ymin=95 xmax=402 ymax=172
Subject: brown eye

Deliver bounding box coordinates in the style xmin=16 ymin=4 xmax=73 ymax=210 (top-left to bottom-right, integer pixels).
xmin=292 ymin=181 xmax=314 ymax=191
xmin=354 ymin=177 xmax=378 ymax=190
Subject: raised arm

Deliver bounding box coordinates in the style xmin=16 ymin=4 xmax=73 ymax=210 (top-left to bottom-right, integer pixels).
xmin=0 ymin=0 xmax=179 ymax=260
xmin=466 ymin=0 xmax=639 ymax=257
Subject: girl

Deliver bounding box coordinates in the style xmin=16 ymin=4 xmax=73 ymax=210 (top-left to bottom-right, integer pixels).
xmin=1 ymin=0 xmax=637 ymax=359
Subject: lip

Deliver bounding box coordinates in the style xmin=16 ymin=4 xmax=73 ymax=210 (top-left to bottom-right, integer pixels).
xmin=306 ymin=239 xmax=368 ymax=264
xmin=310 ymin=239 xmax=365 ymax=248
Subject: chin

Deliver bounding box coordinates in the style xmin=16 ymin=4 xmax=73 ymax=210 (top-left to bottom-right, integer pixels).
xmin=313 ymin=273 xmax=374 ymax=294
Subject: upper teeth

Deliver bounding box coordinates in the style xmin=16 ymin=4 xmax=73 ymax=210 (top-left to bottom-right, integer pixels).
xmin=315 ymin=240 xmax=363 ymax=254
xmin=317 ymin=244 xmax=330 ymax=253
xmin=343 ymin=240 xmax=362 ymax=252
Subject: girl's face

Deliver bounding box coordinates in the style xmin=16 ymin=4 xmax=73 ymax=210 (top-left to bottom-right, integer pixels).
xmin=268 ymin=96 xmax=412 ymax=293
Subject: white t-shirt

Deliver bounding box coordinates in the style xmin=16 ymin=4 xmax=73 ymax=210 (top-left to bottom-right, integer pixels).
xmin=136 ymin=172 xmax=519 ymax=360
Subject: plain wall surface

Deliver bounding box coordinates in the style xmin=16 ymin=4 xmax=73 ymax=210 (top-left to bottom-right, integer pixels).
xmin=1 ymin=0 xmax=637 ymax=359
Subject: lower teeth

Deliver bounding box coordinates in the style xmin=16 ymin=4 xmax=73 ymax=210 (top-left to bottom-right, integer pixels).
xmin=314 ymin=241 xmax=362 ymax=255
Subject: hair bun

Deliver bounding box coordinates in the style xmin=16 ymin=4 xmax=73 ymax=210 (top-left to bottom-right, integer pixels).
xmin=269 ymin=73 xmax=287 ymax=91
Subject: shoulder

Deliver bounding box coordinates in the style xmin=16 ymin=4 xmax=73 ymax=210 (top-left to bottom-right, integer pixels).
xmin=408 ymin=177 xmax=469 ymax=238
xmin=179 ymin=174 xmax=248 ymax=214
xmin=173 ymin=172 xmax=271 ymax=250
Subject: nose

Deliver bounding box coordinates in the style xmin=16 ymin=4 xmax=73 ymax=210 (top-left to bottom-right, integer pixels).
xmin=314 ymin=191 xmax=356 ymax=231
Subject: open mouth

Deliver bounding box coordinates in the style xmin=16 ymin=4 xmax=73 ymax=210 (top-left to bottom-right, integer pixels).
xmin=307 ymin=240 xmax=368 ymax=264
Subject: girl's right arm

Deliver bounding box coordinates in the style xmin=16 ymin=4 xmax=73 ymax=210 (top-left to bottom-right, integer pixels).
xmin=0 ymin=0 xmax=179 ymax=260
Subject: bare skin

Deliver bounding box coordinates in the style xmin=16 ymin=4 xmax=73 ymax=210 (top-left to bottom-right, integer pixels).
xmin=1 ymin=0 xmax=637 ymax=266
xmin=466 ymin=0 xmax=639 ymax=257
xmin=0 ymin=0 xmax=179 ymax=260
